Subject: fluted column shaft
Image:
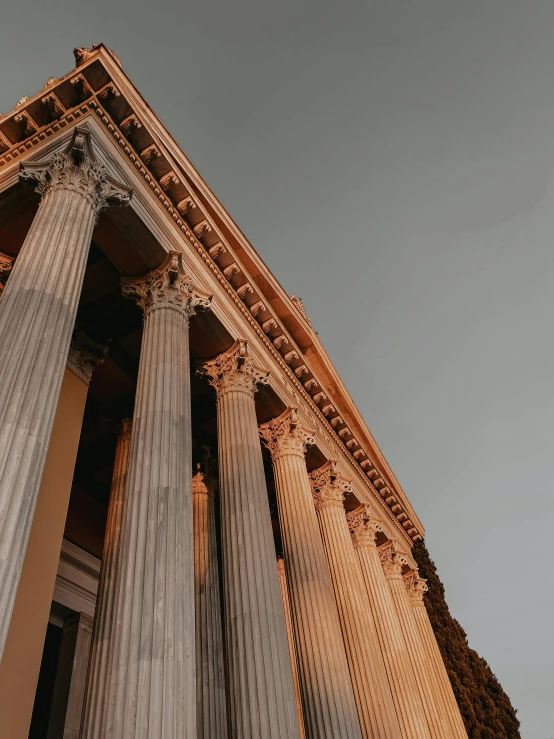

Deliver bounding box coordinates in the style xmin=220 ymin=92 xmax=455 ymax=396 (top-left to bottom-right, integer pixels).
xmin=84 ymin=251 xmax=211 ymax=739
xmin=310 ymin=463 xmax=401 ymax=739
xmin=260 ymin=411 xmax=362 ymax=739
xmin=403 ymin=571 xmax=468 ymax=739
xmin=277 ymin=557 xmax=306 ymax=739
xmin=0 ymin=127 xmax=131 ymax=658
xmin=348 ymin=509 xmax=431 ymax=739
xmin=192 ymin=468 xmax=228 ymax=739
xmin=379 ymin=543 xmax=451 ymax=739
xmin=202 ymin=341 xmax=300 ymax=738
xmin=81 ymin=418 xmax=132 ymax=739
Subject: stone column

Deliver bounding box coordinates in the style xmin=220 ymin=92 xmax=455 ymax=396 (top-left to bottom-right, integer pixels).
xmin=86 ymin=252 xmax=211 ymax=739
xmin=276 ymin=557 xmax=306 ymax=739
xmin=47 ymin=612 xmax=94 ymax=739
xmin=259 ymin=409 xmax=362 ymax=739
xmin=201 ymin=340 xmax=300 ymax=739
xmin=403 ymin=570 xmax=468 ymax=739
xmin=347 ymin=507 xmax=431 ymax=739
xmin=309 ymin=461 xmax=401 ymax=739
xmin=192 ymin=465 xmax=228 ymax=739
xmin=80 ymin=418 xmax=132 ymax=739
xmin=0 ymin=126 xmax=131 ymax=658
xmin=379 ymin=542 xmax=450 ymax=739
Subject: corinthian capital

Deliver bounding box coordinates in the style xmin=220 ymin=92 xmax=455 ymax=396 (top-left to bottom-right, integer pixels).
xmin=66 ymin=329 xmax=107 ymax=385
xmin=122 ymin=251 xmax=212 ymax=319
xmin=347 ymin=505 xmax=383 ymax=549
xmin=309 ymin=460 xmax=352 ymax=512
xmin=403 ymin=569 xmax=429 ymax=605
xmin=259 ymin=407 xmax=315 ymax=460
xmin=19 ymin=126 xmax=132 ymax=213
xmin=200 ymin=339 xmax=269 ymax=398
xmin=0 ymin=252 xmax=14 ymax=293
xmin=378 ymin=540 xmax=409 ymax=579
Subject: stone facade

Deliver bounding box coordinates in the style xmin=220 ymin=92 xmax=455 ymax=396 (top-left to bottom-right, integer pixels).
xmin=0 ymin=45 xmax=467 ymax=739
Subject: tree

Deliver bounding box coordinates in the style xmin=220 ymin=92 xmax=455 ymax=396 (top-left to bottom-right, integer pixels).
xmin=411 ymin=540 xmax=520 ymax=738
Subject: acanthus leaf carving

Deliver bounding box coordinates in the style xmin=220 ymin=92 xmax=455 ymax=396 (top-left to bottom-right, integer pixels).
xmin=403 ymin=569 xmax=428 ymax=605
xmin=121 ymin=250 xmax=212 ymax=319
xmin=200 ymin=338 xmax=269 ymax=398
xmin=347 ymin=505 xmax=382 ymax=549
xmin=378 ymin=540 xmax=408 ymax=579
xmin=309 ymin=460 xmax=352 ymax=511
xmin=259 ymin=407 xmax=315 ymax=461
xmin=19 ymin=126 xmax=132 ymax=214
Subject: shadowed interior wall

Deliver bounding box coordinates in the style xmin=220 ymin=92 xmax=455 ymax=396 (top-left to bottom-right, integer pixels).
xmin=0 ymin=368 xmax=88 ymax=739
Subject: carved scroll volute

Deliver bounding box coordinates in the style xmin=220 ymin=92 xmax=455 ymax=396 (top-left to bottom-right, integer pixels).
xmin=259 ymin=406 xmax=315 ymax=461
xmin=403 ymin=569 xmax=429 ymax=605
xmin=378 ymin=540 xmax=409 ymax=579
xmin=0 ymin=253 xmax=14 ymax=294
xmin=121 ymin=251 xmax=212 ymax=320
xmin=347 ymin=505 xmax=383 ymax=549
xmin=200 ymin=338 xmax=269 ymax=399
xmin=309 ymin=460 xmax=352 ymax=512
xmin=19 ymin=126 xmax=133 ymax=214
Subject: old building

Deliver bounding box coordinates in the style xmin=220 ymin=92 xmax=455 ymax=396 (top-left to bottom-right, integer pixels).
xmin=0 ymin=44 xmax=468 ymax=739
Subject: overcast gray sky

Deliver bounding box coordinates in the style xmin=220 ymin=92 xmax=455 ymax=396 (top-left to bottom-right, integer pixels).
xmin=1 ymin=1 xmax=552 ymax=735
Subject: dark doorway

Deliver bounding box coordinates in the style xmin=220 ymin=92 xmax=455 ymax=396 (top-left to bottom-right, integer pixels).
xmin=28 ymin=622 xmax=63 ymax=739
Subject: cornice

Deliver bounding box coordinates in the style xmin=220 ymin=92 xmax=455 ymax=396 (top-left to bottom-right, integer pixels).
xmin=0 ymin=45 xmax=423 ymax=544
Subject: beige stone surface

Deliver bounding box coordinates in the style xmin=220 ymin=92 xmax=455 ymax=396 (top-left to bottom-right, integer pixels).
xmin=348 ymin=507 xmax=431 ymax=739
xmin=81 ymin=419 xmax=132 ymax=739
xmin=0 ymin=127 xmax=130 ymax=659
xmin=260 ymin=409 xmax=362 ymax=739
xmin=0 ymin=368 xmax=88 ymax=739
xmin=202 ymin=341 xmax=300 ymax=738
xmin=192 ymin=466 xmax=228 ymax=739
xmin=277 ymin=557 xmax=306 ymax=739
xmin=379 ymin=541 xmax=452 ymax=739
xmin=310 ymin=461 xmax=402 ymax=739
xmin=94 ymin=252 xmax=209 ymax=739
xmin=403 ymin=571 xmax=468 ymax=739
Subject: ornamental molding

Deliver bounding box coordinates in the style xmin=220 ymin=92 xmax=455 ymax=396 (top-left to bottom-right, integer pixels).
xmin=347 ymin=505 xmax=383 ymax=549
xmin=0 ymin=252 xmax=14 ymax=293
xmin=19 ymin=126 xmax=132 ymax=214
xmin=259 ymin=407 xmax=315 ymax=461
xmin=200 ymin=338 xmax=269 ymax=399
xmin=310 ymin=460 xmax=352 ymax=512
xmin=0 ymin=48 xmax=422 ymax=545
xmin=121 ymin=250 xmax=212 ymax=319
xmin=403 ymin=569 xmax=428 ymax=605
xmin=66 ymin=329 xmax=107 ymax=385
xmin=378 ymin=540 xmax=409 ymax=579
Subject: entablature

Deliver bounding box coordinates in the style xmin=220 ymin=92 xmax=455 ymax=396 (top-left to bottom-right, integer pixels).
xmin=0 ymin=44 xmax=423 ymax=545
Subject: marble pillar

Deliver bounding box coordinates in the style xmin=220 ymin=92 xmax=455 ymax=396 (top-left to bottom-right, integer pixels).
xmin=276 ymin=557 xmax=306 ymax=739
xmin=260 ymin=409 xmax=362 ymax=739
xmin=80 ymin=418 xmax=132 ymax=739
xmin=379 ymin=542 xmax=451 ymax=739
xmin=310 ymin=461 xmax=401 ymax=739
xmin=0 ymin=127 xmax=131 ymax=658
xmin=201 ymin=340 xmax=300 ymax=738
xmin=347 ymin=507 xmax=431 ymax=739
xmin=403 ymin=570 xmax=468 ymax=739
xmin=192 ymin=465 xmax=228 ymax=739
xmin=86 ymin=251 xmax=211 ymax=739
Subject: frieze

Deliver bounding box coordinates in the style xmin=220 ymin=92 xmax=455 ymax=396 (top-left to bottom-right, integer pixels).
xmin=0 ymin=50 xmax=422 ymax=544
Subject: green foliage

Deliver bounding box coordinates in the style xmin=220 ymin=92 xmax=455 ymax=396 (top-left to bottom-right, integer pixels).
xmin=411 ymin=541 xmax=520 ymax=738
